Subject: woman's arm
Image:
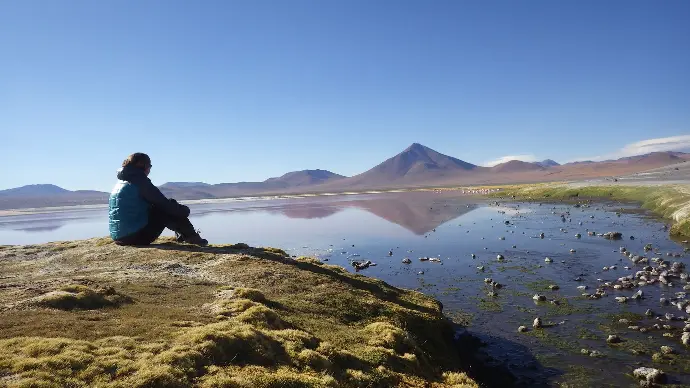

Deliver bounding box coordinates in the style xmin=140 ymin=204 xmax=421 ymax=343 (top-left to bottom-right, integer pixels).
xmin=137 ymin=179 xmax=191 ymax=218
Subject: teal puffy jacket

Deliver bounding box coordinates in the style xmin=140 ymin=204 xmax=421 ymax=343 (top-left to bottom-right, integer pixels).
xmin=108 ymin=166 xmax=190 ymax=240
xmin=109 ymin=181 xmax=149 ymax=240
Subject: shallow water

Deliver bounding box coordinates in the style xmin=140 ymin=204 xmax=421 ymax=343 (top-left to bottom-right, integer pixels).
xmin=1 ymin=191 xmax=689 ymax=387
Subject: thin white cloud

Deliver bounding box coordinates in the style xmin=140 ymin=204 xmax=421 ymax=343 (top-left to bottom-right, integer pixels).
xmin=566 ymin=134 xmax=690 ymax=163
xmin=617 ymin=135 xmax=690 ymax=157
xmin=483 ymin=154 xmax=539 ymax=167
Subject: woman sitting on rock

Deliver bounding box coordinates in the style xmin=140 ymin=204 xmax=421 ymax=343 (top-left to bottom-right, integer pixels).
xmin=109 ymin=153 xmax=208 ymax=246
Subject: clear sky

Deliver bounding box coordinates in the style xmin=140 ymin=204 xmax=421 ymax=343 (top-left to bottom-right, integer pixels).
xmin=1 ymin=0 xmax=689 ymax=191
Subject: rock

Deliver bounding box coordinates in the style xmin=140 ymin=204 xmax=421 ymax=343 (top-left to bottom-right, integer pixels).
xmin=633 ymin=367 xmax=666 ymax=384
xmin=484 ymin=278 xmax=493 ymax=284
xmin=471 ymin=254 xmax=476 ymax=258
xmin=533 ymin=317 xmax=542 ymax=328
xmin=575 ymin=233 xmax=582 ymax=238
xmin=682 ymin=332 xmax=690 ymax=346
xmin=580 ymin=348 xmax=590 ymax=355
xmin=632 ymin=290 xmax=644 ymax=300
xmin=615 ymin=296 xmax=628 ymax=303
xmin=518 ymin=325 xmax=528 ymax=333
xmin=477 ymin=266 xmax=485 ymax=271
xmin=619 ymin=319 xmax=630 ymax=324
xmin=645 ymin=309 xmax=654 ymax=317
xmin=544 ymin=257 xmax=553 ymax=263
xmin=570 ymin=249 xmax=576 ymax=253
xmin=549 ymin=284 xmax=559 ymax=290
xmin=533 ymin=294 xmax=546 ymax=302
xmin=630 ymin=236 xmax=635 ymax=240
xmin=607 ymin=334 xmax=621 ymax=343
xmin=496 ymin=254 xmax=505 ymax=261
xmin=388 ymin=250 xmax=393 ymax=256
xmin=589 ymin=350 xmax=604 ymax=357
xmin=603 ymin=232 xmax=623 ymax=240
xmin=420 ymin=257 xmax=429 ymax=261
xmin=660 ymin=345 xmax=675 ymax=355
xmin=644 ymin=244 xmax=653 ymax=251
xmin=577 ymin=285 xmax=588 ymax=290
xmin=402 ymin=258 xmax=411 ymax=264
xmin=351 ymin=260 xmax=372 ymax=270
xmin=499 ymin=237 xmax=505 ymax=240
xmin=660 ymin=298 xmax=670 ymax=306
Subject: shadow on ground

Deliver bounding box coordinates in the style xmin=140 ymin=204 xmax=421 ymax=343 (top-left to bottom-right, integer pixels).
xmin=454 ymin=328 xmax=561 ymax=388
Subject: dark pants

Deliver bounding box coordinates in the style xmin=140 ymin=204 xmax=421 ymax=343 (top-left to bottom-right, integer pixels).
xmin=115 ymin=200 xmax=197 ymax=246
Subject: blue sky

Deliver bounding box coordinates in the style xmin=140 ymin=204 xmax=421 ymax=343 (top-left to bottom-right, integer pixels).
xmin=1 ymin=0 xmax=689 ymax=191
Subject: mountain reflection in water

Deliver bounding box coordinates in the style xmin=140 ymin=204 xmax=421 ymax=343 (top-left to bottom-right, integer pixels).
xmin=258 ymin=192 xmax=478 ymax=235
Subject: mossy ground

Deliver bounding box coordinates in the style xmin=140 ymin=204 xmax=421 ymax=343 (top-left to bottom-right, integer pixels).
xmin=484 ymin=183 xmax=690 ymax=238
xmin=0 ymin=237 xmax=477 ymax=387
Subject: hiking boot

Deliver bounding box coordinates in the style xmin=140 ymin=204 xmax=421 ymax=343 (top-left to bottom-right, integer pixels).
xmin=184 ymin=234 xmax=208 ymax=247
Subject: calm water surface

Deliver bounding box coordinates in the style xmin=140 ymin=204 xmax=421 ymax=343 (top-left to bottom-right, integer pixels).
xmin=1 ymin=191 xmax=689 ymax=387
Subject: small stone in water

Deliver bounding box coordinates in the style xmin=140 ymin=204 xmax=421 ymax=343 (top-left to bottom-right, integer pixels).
xmin=607 ymin=334 xmax=621 ymax=343
xmin=633 ymin=367 xmax=666 ymax=384
xmin=518 ymin=326 xmax=528 ymax=333
xmin=544 ymin=257 xmax=553 ymax=263
xmin=533 ymin=294 xmax=546 ymax=302
xmin=533 ymin=317 xmax=542 ymax=328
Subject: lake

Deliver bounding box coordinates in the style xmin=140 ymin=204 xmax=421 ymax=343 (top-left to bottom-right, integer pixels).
xmin=1 ymin=191 xmax=689 ymax=387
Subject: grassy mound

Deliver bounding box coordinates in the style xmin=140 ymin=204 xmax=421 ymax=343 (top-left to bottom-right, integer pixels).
xmin=0 ymin=238 xmax=478 ymax=387
xmin=486 ymin=184 xmax=690 ymax=238
xmin=33 ymin=285 xmax=133 ymax=310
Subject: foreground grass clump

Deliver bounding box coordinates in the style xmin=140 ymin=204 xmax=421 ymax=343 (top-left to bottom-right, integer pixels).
xmin=0 ymin=238 xmax=477 ymax=387
xmin=487 ymin=183 xmax=690 ymax=238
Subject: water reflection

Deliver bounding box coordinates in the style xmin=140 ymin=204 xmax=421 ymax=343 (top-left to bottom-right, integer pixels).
xmin=0 ymin=192 xmax=477 ymax=245
xmin=243 ymin=192 xmax=477 ymax=235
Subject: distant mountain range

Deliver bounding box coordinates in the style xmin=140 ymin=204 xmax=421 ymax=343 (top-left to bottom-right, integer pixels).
xmin=1 ymin=144 xmax=688 ymax=210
